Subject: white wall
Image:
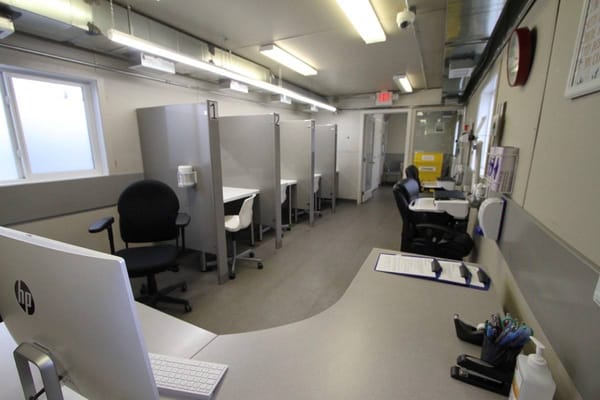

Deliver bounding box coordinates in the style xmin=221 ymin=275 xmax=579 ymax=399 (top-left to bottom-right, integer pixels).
xmin=3 ymin=34 xmax=310 ymax=249
xmin=468 ymin=0 xmax=600 ymax=268
xmin=467 ymin=0 xmax=600 ymax=397
xmin=316 ymin=110 xmax=362 ymax=200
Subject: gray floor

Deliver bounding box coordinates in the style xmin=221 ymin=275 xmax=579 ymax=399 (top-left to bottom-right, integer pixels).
xmin=151 ymin=186 xmax=400 ymax=334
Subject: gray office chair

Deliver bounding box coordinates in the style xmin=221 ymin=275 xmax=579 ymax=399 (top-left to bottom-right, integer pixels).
xmin=88 ymin=180 xmax=192 ymax=312
xmin=224 ymin=194 xmax=263 ymax=279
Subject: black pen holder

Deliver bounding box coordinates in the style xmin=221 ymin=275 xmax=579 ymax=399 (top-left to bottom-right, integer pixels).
xmin=480 ymin=335 xmax=520 ymax=371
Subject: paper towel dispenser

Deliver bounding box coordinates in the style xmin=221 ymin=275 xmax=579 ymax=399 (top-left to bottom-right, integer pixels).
xmin=478 ymin=197 xmax=505 ymax=240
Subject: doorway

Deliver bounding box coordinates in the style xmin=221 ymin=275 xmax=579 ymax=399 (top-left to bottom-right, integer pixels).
xmin=359 ymin=110 xmax=410 ymax=203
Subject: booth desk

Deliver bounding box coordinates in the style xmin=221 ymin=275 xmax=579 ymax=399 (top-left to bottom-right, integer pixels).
xmin=0 ymin=249 xmax=501 ymax=399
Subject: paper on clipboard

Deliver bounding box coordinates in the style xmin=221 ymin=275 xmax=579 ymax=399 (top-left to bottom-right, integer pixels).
xmin=437 ymin=261 xmax=487 ymax=288
xmin=376 ymin=254 xmax=437 ymax=278
xmin=466 ymin=265 xmax=486 ymax=288
xmin=438 ymin=260 xmax=468 ymax=284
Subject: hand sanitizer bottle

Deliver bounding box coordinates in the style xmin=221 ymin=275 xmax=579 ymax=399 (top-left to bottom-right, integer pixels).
xmin=509 ymin=337 xmax=556 ymax=400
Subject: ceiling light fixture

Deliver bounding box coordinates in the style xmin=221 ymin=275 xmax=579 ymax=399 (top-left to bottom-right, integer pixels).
xmin=336 ymin=0 xmax=386 ymax=44
xmin=106 ymin=29 xmax=336 ymax=112
xmin=259 ymin=44 xmax=317 ymax=76
xmin=393 ymin=74 xmax=413 ymax=93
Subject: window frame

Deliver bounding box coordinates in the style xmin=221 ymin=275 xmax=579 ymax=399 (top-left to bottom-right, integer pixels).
xmin=0 ymin=68 xmax=106 ymax=185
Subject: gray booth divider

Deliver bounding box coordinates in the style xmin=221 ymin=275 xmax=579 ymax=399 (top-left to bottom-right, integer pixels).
xmin=315 ymin=124 xmax=338 ymax=213
xmin=136 ymin=101 xmax=230 ymax=284
xmin=280 ymin=120 xmax=316 ymax=226
xmin=219 ymin=114 xmax=282 ymax=249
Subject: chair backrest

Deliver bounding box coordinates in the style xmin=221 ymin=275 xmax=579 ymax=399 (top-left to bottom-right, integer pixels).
xmin=401 ymin=177 xmax=421 ymax=202
xmin=405 ymin=165 xmax=421 ymax=189
xmin=238 ymin=194 xmax=256 ymax=229
xmin=118 ymin=180 xmax=180 ymax=243
xmin=392 ymin=179 xmax=417 ymax=242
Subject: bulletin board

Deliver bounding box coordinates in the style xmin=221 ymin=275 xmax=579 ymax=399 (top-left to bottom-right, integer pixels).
xmin=565 ymin=0 xmax=600 ymax=98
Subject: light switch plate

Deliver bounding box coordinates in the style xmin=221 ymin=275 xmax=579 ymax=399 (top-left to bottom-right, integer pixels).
xmin=594 ymin=276 xmax=600 ymax=307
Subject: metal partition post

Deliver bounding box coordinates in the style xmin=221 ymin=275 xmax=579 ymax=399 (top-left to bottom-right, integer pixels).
xmin=14 ymin=342 xmax=64 ymax=400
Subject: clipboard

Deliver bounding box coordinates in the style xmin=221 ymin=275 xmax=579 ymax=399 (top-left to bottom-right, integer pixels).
xmin=375 ymin=253 xmax=490 ymax=290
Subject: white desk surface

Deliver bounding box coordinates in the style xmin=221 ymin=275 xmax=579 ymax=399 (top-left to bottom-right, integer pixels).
xmin=1 ymin=250 xmax=499 ymax=399
xmin=409 ymin=197 xmax=440 ymax=212
xmin=280 ymin=178 xmax=298 ymax=186
xmin=0 ymin=303 xmax=215 ymax=399
xmin=222 ymin=186 xmax=260 ymax=203
xmin=194 ymin=248 xmax=501 ymax=400
xmin=410 ymin=197 xmax=470 ymax=219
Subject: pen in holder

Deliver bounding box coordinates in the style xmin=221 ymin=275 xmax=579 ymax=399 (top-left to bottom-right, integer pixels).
xmin=480 ymin=332 xmax=520 ymax=371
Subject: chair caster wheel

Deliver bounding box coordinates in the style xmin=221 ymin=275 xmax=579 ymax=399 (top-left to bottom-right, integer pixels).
xmin=181 ymin=282 xmax=187 ymax=292
xmin=258 ymin=263 xmax=263 ymax=269
xmin=184 ymin=304 xmax=192 ymax=313
xmin=229 ymin=273 xmax=236 ymax=279
xmin=249 ymin=252 xmax=255 ymax=258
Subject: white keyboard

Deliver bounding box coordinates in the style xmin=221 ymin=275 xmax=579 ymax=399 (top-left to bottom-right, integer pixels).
xmin=149 ymin=353 xmax=228 ymax=399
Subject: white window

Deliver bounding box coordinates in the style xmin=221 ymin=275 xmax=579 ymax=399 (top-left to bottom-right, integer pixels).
xmin=0 ymin=70 xmax=105 ymax=184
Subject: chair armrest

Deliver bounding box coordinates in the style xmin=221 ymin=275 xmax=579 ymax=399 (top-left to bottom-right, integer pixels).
xmin=176 ymin=213 xmax=191 ymax=228
xmin=88 ymin=217 xmax=115 ymax=233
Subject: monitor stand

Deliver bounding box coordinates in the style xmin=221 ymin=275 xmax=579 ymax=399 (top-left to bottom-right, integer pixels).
xmin=14 ymin=342 xmax=64 ymax=400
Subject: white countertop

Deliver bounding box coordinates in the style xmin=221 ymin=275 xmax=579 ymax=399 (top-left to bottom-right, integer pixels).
xmin=410 ymin=197 xmax=470 ymax=219
xmin=0 ymin=303 xmax=215 ymax=400
xmin=280 ymin=179 xmax=298 ymax=186
xmin=222 ymin=186 xmax=260 ymax=203
xmin=193 ymin=248 xmax=500 ymax=400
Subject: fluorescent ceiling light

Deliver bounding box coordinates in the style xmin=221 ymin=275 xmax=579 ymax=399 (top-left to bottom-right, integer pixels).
xmin=336 ymin=0 xmax=386 ymax=44
xmin=106 ymin=29 xmax=336 ymax=112
xmin=393 ymin=74 xmax=413 ymax=93
xmin=260 ymin=44 xmax=317 ymax=76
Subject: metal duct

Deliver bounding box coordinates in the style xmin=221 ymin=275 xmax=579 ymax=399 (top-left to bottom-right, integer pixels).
xmin=442 ymin=0 xmax=506 ymax=101
xmin=0 ymin=0 xmax=309 ymax=99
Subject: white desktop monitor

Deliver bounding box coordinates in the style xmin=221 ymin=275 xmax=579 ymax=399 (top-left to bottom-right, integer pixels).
xmin=0 ymin=227 xmax=160 ymax=399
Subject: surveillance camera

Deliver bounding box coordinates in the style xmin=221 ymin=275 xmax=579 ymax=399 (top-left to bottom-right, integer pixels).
xmin=396 ymin=10 xmax=415 ymax=30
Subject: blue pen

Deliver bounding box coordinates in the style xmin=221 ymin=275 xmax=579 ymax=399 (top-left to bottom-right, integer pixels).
xmin=495 ymin=320 xmax=514 ymax=344
xmin=510 ymin=327 xmax=533 ymax=348
xmin=498 ymin=328 xmax=520 ymax=347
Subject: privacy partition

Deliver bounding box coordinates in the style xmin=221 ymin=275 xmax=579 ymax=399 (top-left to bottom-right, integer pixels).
xmin=315 ymin=124 xmax=338 ymax=213
xmin=219 ymin=114 xmax=282 ymax=249
xmin=280 ymin=120 xmax=316 ymax=225
xmin=136 ymin=101 xmax=229 ymax=284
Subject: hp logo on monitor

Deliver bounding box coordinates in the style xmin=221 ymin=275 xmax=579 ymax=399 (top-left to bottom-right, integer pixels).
xmin=14 ymin=280 xmax=35 ymax=315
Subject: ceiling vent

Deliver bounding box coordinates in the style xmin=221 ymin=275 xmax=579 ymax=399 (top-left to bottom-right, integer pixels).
xmin=448 ymin=59 xmax=475 ymax=79
xmin=129 ymin=52 xmax=176 ymax=74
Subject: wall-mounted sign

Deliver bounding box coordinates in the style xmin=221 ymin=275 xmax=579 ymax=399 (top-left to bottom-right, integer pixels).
xmin=376 ymin=91 xmax=393 ymax=106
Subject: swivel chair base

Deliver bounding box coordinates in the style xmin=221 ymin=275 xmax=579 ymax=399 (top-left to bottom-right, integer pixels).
xmin=227 ymin=235 xmax=263 ymax=279
xmin=137 ymin=274 xmax=192 ymax=312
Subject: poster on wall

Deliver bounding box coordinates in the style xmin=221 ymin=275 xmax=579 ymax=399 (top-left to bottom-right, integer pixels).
xmin=565 ymin=0 xmax=600 ymax=98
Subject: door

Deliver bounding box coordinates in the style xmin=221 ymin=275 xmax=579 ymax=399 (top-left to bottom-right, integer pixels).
xmin=361 ymin=114 xmax=375 ymax=202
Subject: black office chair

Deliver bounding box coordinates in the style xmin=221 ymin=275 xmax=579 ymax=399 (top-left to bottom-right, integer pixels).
xmin=393 ymin=179 xmax=473 ymax=260
xmin=89 ymin=180 xmax=192 ymax=312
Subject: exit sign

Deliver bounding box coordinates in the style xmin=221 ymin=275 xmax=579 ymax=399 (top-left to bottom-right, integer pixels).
xmin=376 ymin=91 xmax=393 ymax=106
